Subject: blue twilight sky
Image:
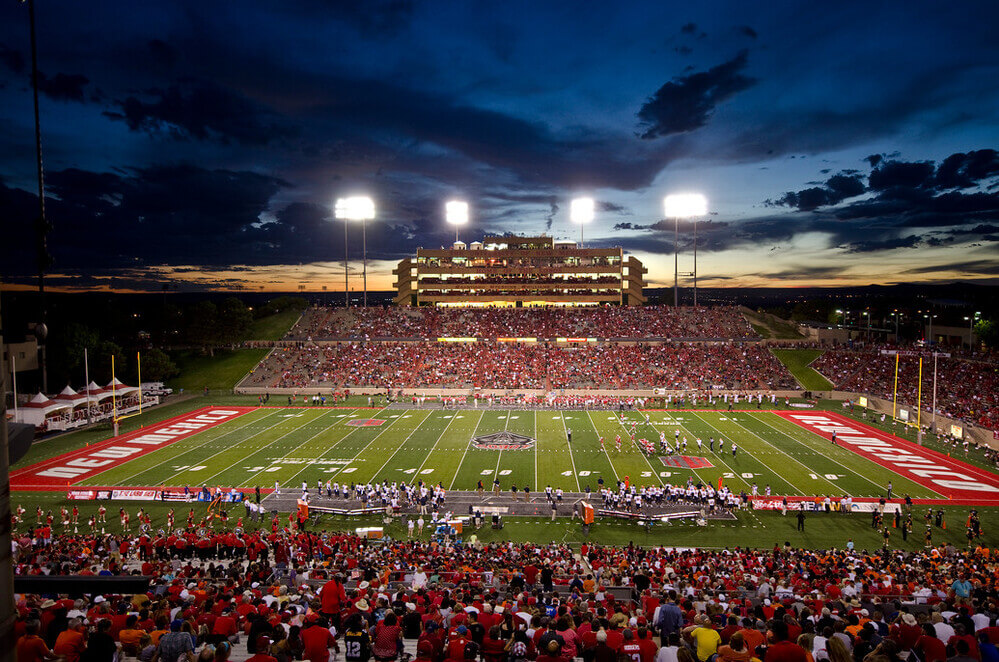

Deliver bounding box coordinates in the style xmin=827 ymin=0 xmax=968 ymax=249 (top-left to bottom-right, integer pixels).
xmin=1 ymin=0 xmax=998 ymax=292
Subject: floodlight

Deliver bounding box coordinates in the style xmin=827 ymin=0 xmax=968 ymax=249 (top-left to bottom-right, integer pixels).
xmin=570 ymin=197 xmax=595 ymax=225
xmin=335 ymin=196 xmax=375 ymax=221
xmin=663 ymin=193 xmax=707 ymax=218
xmin=445 ymin=200 xmax=469 ymax=226
xmin=334 ymin=196 xmax=375 ymax=307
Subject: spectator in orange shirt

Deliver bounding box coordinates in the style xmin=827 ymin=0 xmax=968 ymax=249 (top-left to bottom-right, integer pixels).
xmin=53 ymin=619 xmax=87 ymax=662
xmin=17 ymin=620 xmax=61 ymax=662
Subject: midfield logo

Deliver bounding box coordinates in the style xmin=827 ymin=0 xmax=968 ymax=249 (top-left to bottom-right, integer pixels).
xmin=472 ymin=431 xmax=536 ymax=450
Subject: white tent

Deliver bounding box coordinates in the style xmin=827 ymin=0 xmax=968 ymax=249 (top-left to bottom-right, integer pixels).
xmin=16 ymin=392 xmax=72 ymax=427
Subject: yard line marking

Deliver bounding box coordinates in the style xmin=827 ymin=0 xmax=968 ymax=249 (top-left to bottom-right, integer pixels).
xmin=659 ymin=411 xmax=752 ymax=492
xmin=411 ymin=410 xmax=461 ymax=485
xmin=239 ymin=408 xmax=359 ymax=486
xmin=585 ymin=411 xmax=619 ymax=483
xmin=198 ymin=409 xmax=336 ymax=486
xmin=558 ymin=411 xmax=581 ymax=491
xmin=449 ymin=410 xmax=487 ymax=490
xmin=754 ymin=412 xmax=896 ymax=495
xmin=115 ymin=408 xmax=285 ymax=486
xmin=719 ymin=414 xmax=821 ymax=495
xmin=533 ymin=410 xmax=539 ymax=489
xmin=610 ymin=413 xmax=665 ymax=486
xmin=635 ymin=411 xmax=714 ymax=487
xmin=287 ymin=407 xmax=401 ymax=484
xmin=369 ymin=409 xmax=436 ymax=484
xmin=490 ymin=410 xmax=512 ymax=486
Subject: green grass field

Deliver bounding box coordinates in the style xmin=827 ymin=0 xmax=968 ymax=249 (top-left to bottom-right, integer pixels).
xmin=771 ymin=348 xmax=834 ymax=391
xmin=52 ymin=406 xmax=936 ymax=499
xmin=248 ymin=309 xmax=302 ymax=340
xmin=167 ymin=348 xmax=270 ymax=392
xmin=14 ymin=397 xmax=999 ymax=552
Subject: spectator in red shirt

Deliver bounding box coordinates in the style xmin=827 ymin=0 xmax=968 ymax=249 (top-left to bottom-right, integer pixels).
xmin=301 ymin=615 xmax=338 ymax=662
xmin=766 ymin=622 xmax=807 ymax=662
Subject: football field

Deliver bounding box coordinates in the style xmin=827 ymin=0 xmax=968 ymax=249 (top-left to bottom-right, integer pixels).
xmin=14 ymin=405 xmax=999 ymax=504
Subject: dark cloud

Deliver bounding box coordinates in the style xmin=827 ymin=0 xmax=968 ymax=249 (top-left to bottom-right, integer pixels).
xmin=904 ymin=260 xmax=999 ymax=276
xmin=769 ymin=171 xmax=866 ymax=211
xmin=637 ymin=50 xmax=756 ymax=139
xmin=752 ymin=265 xmax=845 ymax=280
xmin=104 ymin=80 xmax=296 ymax=145
xmin=933 ymin=149 xmax=999 ymax=189
xmin=680 ymin=23 xmax=698 ymax=35
xmin=36 ymin=72 xmax=90 ymax=102
xmin=868 ymin=159 xmax=935 ymax=191
xmin=597 ymin=201 xmax=628 ymax=213
xmin=0 ymin=43 xmax=25 ymax=73
xmin=738 ymin=26 xmax=758 ymax=39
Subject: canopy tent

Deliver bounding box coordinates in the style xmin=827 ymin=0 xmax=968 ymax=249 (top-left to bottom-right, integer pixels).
xmin=105 ymin=377 xmax=139 ymax=397
xmin=83 ymin=381 xmax=115 ymax=401
xmin=17 ymin=393 xmax=73 ymax=427
xmin=53 ymin=385 xmax=90 ymax=409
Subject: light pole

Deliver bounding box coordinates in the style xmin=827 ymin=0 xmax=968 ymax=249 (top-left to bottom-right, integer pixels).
xmin=924 ymin=313 xmax=936 ymax=345
xmin=445 ymin=200 xmax=469 ymax=244
xmin=335 ymin=196 xmax=375 ymax=308
xmin=663 ymin=193 xmax=707 ymax=308
xmin=570 ymin=197 xmax=594 ymax=248
xmin=965 ymin=312 xmax=980 ymax=348
xmin=863 ymin=311 xmax=870 ymax=340
xmin=891 ymin=310 xmax=900 ymax=343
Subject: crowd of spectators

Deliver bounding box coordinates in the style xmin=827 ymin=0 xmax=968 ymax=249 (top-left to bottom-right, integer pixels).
xmin=245 ymin=343 xmax=797 ymax=391
xmin=812 ymin=351 xmax=998 ymax=431
xmin=284 ymin=307 xmax=757 ymax=340
xmin=13 ymin=521 xmax=999 ymax=662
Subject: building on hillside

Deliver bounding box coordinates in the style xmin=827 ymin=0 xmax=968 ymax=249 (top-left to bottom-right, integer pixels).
xmin=393 ymin=235 xmax=646 ymax=306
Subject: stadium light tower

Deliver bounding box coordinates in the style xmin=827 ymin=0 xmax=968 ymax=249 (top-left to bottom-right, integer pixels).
xmin=570 ymin=197 xmax=594 ymax=248
xmin=335 ymin=196 xmax=375 ymax=307
xmin=663 ymin=193 xmax=707 ymax=308
xmin=445 ymin=200 xmax=469 ymax=243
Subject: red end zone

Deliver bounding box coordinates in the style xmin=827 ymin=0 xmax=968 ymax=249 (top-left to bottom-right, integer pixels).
xmin=10 ymin=407 xmax=253 ymax=491
xmin=776 ymin=410 xmax=999 ymax=504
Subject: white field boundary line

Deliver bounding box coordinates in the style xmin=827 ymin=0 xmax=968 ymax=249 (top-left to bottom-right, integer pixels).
xmin=609 ymin=413 xmax=666 ymax=487
xmin=585 ymin=411 xmax=619 ymax=483
xmin=410 ymin=411 xmax=462 ymax=485
xmin=368 ymin=409 xmax=437 ymax=484
xmin=110 ymin=408 xmax=284 ymax=487
xmin=720 ymin=413 xmax=830 ymax=495
xmin=448 ymin=410 xmax=488 ymax=490
xmin=559 ymin=411 xmax=581 ymax=491
xmin=283 ymin=407 xmax=398 ymax=486
xmin=651 ymin=410 xmax=753 ymax=493
xmin=239 ymin=408 xmax=361 ymax=486
xmin=759 ymin=412 xmax=945 ymax=499
xmin=197 ymin=409 xmax=338 ymax=486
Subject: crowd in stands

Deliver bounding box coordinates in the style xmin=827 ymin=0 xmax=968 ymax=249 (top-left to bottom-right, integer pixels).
xmin=284 ymin=307 xmax=757 ymax=340
xmin=245 ymin=343 xmax=797 ymax=391
xmin=813 ymin=351 xmax=998 ymax=431
xmin=13 ymin=519 xmax=999 ymax=662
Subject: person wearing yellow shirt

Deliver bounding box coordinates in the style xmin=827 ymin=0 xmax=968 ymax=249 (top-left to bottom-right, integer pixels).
xmin=683 ymin=615 xmax=721 ymax=662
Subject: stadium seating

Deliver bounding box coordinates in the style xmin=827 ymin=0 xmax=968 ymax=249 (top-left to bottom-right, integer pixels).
xmin=243 ymin=342 xmax=798 ymax=391
xmin=813 ymin=349 xmax=998 ymax=430
xmin=284 ymin=305 xmax=758 ymax=340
